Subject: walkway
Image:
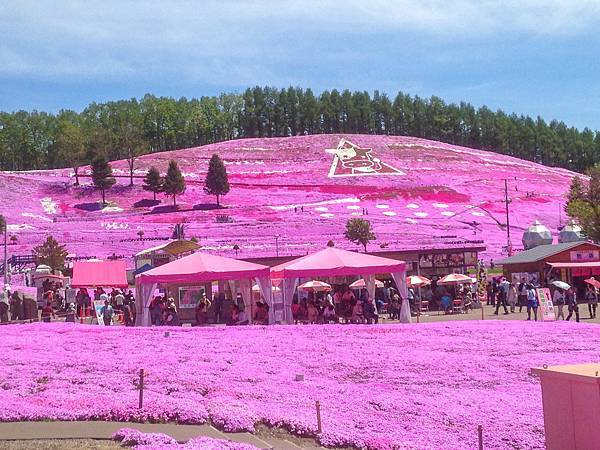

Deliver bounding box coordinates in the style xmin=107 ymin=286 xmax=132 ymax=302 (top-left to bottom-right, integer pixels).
xmin=0 ymin=421 xmax=325 ymax=450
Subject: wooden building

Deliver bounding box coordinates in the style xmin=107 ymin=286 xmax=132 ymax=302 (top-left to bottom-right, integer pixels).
xmin=498 ymin=241 xmax=600 ymax=287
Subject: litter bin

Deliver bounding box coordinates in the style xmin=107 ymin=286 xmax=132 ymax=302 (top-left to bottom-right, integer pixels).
xmin=531 ymin=363 xmax=600 ymax=450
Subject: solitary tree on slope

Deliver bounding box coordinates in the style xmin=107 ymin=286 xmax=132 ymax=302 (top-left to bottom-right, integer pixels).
xmin=204 ymin=153 xmax=230 ymax=206
xmin=163 ymin=160 xmax=186 ymax=208
xmin=91 ymin=156 xmax=116 ymax=205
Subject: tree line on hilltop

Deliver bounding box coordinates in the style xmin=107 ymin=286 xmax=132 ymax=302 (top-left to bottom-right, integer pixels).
xmin=1 ymin=87 xmax=599 ymax=174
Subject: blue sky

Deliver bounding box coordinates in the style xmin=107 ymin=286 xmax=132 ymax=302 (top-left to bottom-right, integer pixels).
xmin=1 ymin=0 xmax=600 ymax=129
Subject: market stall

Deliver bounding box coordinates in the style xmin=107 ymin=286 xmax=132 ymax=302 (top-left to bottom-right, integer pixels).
xmin=270 ymin=247 xmax=408 ymax=324
xmin=136 ymin=251 xmax=271 ymax=326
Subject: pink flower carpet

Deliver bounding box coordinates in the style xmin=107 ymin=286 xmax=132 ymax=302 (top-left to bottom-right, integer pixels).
xmin=1 ymin=320 xmax=597 ymax=449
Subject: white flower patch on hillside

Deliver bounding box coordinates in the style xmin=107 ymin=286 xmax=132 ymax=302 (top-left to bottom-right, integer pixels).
xmin=102 ymin=222 xmax=129 ymax=230
xmin=40 ymin=198 xmax=57 ymax=214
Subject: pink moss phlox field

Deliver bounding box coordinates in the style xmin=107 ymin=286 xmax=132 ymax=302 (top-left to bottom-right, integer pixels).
xmin=112 ymin=427 xmax=259 ymax=449
xmin=0 ymin=134 xmax=577 ymax=261
xmin=1 ymin=321 xmax=599 ymax=449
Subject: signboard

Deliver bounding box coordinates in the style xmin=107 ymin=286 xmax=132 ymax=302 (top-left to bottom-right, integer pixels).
xmin=448 ymin=253 xmax=465 ymax=267
xmin=511 ymin=272 xmax=540 ymax=286
xmin=93 ymin=300 xmax=105 ymax=325
xmin=65 ymin=289 xmax=76 ymax=305
xmin=570 ymin=250 xmax=599 ymax=262
xmin=536 ymin=288 xmax=555 ymax=322
xmin=178 ymin=286 xmax=205 ymax=309
xmin=420 ymin=253 xmax=471 ymax=268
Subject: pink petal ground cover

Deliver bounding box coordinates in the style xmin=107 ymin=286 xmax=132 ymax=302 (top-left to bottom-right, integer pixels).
xmin=0 ymin=134 xmax=577 ymax=262
xmin=112 ymin=427 xmax=259 ymax=450
xmin=1 ymin=321 xmax=598 ymax=449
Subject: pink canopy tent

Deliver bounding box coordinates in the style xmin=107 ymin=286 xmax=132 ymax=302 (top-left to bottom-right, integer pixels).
xmin=271 ymin=247 xmax=406 ymax=279
xmin=138 ymin=252 xmax=270 ymax=284
xmin=270 ymin=247 xmax=409 ymax=324
xmin=71 ymin=260 xmax=128 ymax=288
xmin=136 ymin=252 xmax=272 ymax=326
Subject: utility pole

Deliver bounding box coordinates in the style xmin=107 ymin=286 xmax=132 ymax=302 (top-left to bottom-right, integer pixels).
xmin=558 ymin=203 xmax=562 ymax=229
xmin=504 ymin=179 xmax=512 ymax=256
xmin=2 ymin=219 xmax=7 ymax=286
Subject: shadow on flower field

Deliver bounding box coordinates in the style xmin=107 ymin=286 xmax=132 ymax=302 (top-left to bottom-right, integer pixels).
xmin=0 ymin=321 xmax=597 ymax=449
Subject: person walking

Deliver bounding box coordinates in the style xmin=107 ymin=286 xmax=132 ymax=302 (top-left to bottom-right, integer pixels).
xmin=123 ymin=300 xmax=135 ymax=326
xmin=213 ymin=292 xmax=224 ymax=324
xmin=526 ymin=284 xmax=539 ymax=321
xmin=517 ymin=279 xmax=528 ymax=313
xmin=494 ymin=277 xmax=509 ymax=315
xmin=195 ymin=293 xmax=211 ymax=326
xmin=585 ymin=285 xmax=598 ymax=319
xmin=553 ymin=287 xmax=565 ymax=320
xmin=9 ymin=291 xmax=23 ymax=321
xmin=65 ymin=303 xmax=77 ymax=323
xmin=507 ymin=282 xmax=518 ymax=313
xmin=566 ymin=288 xmax=580 ymax=322
xmin=100 ymin=299 xmax=114 ymax=326
xmin=41 ymin=301 xmax=55 ymax=323
xmin=0 ymin=290 xmax=10 ymax=323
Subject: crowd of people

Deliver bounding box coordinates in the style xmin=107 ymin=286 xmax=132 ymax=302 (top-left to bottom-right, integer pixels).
xmin=291 ymin=283 xmax=405 ymax=324
xmin=486 ymin=275 xmax=599 ymax=322
xmin=37 ymin=285 xmax=137 ymax=326
xmin=4 ymin=267 xmax=600 ymax=327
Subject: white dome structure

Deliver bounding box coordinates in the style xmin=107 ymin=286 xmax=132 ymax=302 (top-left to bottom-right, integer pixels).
xmin=522 ymin=220 xmax=553 ymax=249
xmin=559 ymin=219 xmax=586 ymax=244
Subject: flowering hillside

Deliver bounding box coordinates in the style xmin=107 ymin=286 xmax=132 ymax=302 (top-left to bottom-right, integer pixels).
xmin=0 ymin=134 xmax=576 ymax=261
xmin=0 ymin=321 xmax=597 ymax=449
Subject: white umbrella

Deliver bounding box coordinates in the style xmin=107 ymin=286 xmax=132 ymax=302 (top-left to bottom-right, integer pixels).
xmin=552 ymin=280 xmax=571 ymax=290
xmin=298 ymin=280 xmax=332 ymax=291
xmin=349 ymin=278 xmax=384 ymax=289
xmin=407 ymin=275 xmax=431 ymax=287
xmin=251 ymin=284 xmax=281 ymax=292
xmin=438 ymin=273 xmax=475 ymax=285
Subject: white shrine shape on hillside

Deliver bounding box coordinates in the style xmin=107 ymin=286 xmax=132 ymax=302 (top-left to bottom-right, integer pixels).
xmin=325 ymin=138 xmax=405 ymax=177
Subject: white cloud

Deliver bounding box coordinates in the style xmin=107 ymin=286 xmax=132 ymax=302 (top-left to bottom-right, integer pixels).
xmin=0 ymin=0 xmax=599 ymax=84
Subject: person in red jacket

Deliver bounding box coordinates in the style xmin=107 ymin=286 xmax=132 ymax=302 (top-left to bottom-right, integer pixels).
xmin=41 ymin=301 xmax=55 ymax=323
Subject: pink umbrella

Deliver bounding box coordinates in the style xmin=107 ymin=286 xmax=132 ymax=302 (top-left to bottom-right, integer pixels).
xmin=349 ymin=278 xmax=384 ymax=289
xmin=584 ymin=277 xmax=600 ymax=289
xmin=298 ymin=280 xmax=332 ymax=291
xmin=438 ymin=273 xmax=475 ymax=285
xmin=407 ymin=275 xmax=431 ymax=287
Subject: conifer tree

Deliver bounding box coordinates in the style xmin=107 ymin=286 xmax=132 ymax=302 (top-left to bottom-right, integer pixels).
xmin=34 ymin=236 xmax=68 ymax=270
xmin=163 ymin=160 xmax=186 ymax=207
xmin=204 ymin=153 xmax=230 ymax=206
xmin=142 ymin=166 xmax=163 ymax=201
xmin=344 ymin=218 xmax=376 ymax=252
xmin=91 ymin=156 xmax=116 ymax=205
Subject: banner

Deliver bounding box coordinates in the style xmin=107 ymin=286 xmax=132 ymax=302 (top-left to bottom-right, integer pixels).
xmin=178 ymin=286 xmax=205 ymax=309
xmin=536 ymin=288 xmax=555 ymax=322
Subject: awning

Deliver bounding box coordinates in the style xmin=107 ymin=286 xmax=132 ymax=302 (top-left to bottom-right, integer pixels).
xmin=138 ymin=251 xmax=270 ymax=284
xmin=71 ymin=260 xmax=128 ymax=288
xmin=135 ymin=240 xmax=200 ymax=257
xmin=271 ymin=247 xmax=405 ymax=279
xmin=547 ymin=262 xmax=600 ymax=269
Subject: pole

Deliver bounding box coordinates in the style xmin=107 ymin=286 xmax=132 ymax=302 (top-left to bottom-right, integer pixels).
xmin=138 ymin=369 xmax=145 ymax=409
xmin=275 ymin=235 xmax=280 ymax=257
xmin=315 ymin=400 xmax=322 ymax=434
xmin=504 ymin=180 xmax=512 ymax=256
xmin=478 ymin=424 xmax=483 ymax=450
xmin=3 ymin=223 xmax=7 ymax=286
xmin=416 ymin=258 xmax=422 ymax=323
